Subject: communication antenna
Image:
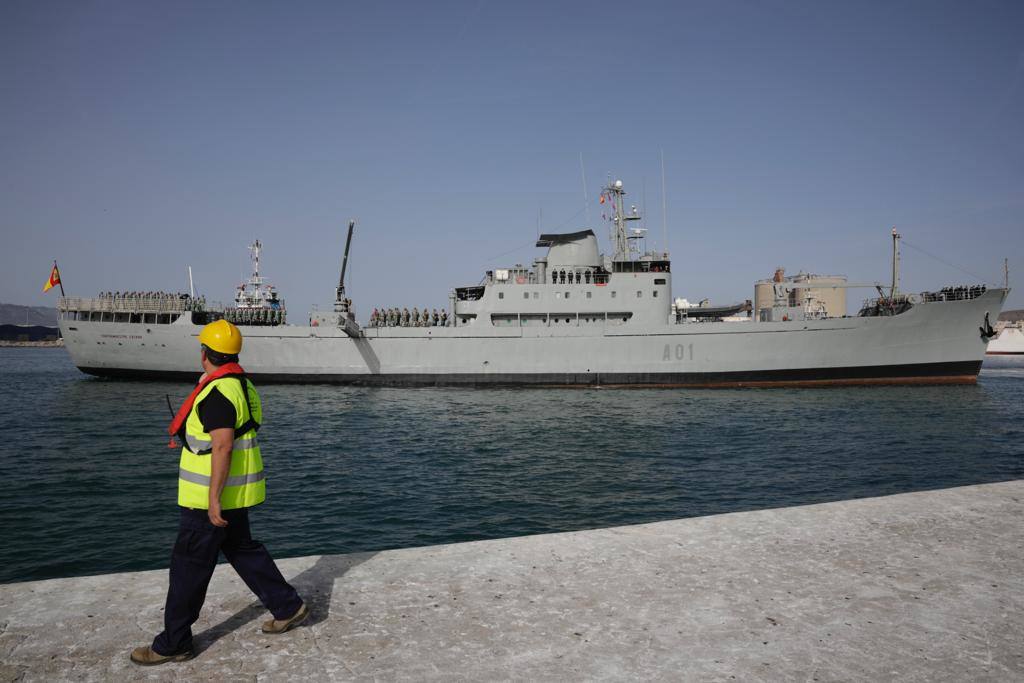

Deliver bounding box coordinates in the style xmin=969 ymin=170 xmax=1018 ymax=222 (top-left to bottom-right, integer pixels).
xmin=660 ymin=150 xmax=669 ymax=256
xmin=1005 ymin=258 xmax=1010 ymax=290
xmin=641 ymin=176 xmax=648 ymax=236
xmin=188 ymin=266 xmax=195 ymax=298
xmin=579 ymin=153 xmax=590 ymax=224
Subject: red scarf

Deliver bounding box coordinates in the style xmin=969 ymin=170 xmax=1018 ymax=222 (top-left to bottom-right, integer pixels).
xmin=167 ymin=362 xmax=246 ymax=447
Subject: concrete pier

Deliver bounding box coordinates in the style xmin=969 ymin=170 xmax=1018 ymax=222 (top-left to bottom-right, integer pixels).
xmin=2 ymin=481 xmax=1022 ymax=681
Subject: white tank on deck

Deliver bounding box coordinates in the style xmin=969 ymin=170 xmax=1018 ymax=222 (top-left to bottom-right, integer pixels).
xmin=754 ymin=268 xmax=847 ymax=321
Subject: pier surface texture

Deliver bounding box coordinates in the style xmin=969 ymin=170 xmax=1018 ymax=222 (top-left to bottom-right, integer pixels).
xmin=1 ymin=481 xmax=1021 ymax=682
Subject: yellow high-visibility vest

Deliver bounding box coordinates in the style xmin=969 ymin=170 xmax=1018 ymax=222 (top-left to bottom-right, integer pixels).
xmin=178 ymin=375 xmax=265 ymax=510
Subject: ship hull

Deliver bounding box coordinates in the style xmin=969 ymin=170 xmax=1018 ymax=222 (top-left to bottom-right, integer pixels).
xmin=73 ymin=362 xmax=981 ymax=387
xmin=59 ymin=289 xmax=1006 ymax=387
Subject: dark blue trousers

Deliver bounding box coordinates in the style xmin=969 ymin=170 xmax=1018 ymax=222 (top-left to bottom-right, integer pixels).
xmin=152 ymin=506 xmax=303 ymax=655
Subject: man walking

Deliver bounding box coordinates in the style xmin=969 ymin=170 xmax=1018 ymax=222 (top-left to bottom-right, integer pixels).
xmin=131 ymin=320 xmax=307 ymax=665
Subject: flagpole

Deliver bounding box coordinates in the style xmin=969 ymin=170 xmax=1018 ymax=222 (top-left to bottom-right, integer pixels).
xmin=54 ymin=260 xmax=65 ymax=296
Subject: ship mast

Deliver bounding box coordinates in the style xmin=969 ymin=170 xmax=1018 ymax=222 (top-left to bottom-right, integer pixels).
xmin=248 ymin=239 xmax=264 ymax=288
xmin=603 ymin=180 xmax=642 ymax=261
xmin=890 ymin=228 xmax=901 ymax=299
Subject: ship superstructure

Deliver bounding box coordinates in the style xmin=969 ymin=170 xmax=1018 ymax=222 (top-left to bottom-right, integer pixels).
xmin=223 ymin=240 xmax=286 ymax=326
xmin=57 ymin=180 xmax=1008 ymax=386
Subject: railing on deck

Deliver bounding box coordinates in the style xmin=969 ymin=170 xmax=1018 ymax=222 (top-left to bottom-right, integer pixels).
xmin=858 ymin=284 xmax=988 ymax=317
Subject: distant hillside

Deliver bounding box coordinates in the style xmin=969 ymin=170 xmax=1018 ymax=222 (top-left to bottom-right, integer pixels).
xmin=999 ymin=309 xmax=1024 ymax=323
xmin=0 ymin=303 xmax=57 ymax=326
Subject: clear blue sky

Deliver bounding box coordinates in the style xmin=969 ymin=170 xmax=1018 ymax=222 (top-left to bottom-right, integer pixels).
xmin=2 ymin=1 xmax=1022 ymax=316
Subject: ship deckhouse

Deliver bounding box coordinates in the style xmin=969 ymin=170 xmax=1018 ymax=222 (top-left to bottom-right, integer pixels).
xmin=453 ymin=181 xmax=672 ymax=328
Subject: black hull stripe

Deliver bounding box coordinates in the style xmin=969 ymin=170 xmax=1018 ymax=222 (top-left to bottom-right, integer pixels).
xmin=76 ymin=360 xmax=982 ymax=387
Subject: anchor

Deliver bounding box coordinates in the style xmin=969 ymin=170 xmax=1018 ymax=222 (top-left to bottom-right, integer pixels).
xmin=979 ymin=312 xmax=996 ymax=340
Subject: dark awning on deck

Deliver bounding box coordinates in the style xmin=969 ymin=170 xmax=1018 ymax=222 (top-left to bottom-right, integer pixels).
xmin=536 ymin=229 xmax=595 ymax=248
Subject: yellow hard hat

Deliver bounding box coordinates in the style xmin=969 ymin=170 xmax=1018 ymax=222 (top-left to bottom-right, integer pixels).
xmin=198 ymin=319 xmax=242 ymax=355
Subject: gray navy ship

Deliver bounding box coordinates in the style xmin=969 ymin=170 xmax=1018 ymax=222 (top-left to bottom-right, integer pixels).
xmin=57 ymin=180 xmax=1008 ymax=386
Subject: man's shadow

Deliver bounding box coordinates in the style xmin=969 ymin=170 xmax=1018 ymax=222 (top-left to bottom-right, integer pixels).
xmin=194 ymin=551 xmax=376 ymax=651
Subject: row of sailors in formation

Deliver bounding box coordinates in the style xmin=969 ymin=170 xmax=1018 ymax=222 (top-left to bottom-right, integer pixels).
xmin=542 ymin=268 xmax=659 ymax=285
xmin=937 ymin=285 xmax=987 ymax=300
xmin=369 ymin=307 xmax=449 ymax=327
xmin=98 ymin=290 xmax=193 ymax=300
xmin=96 ymin=290 xmax=206 ymax=309
xmin=223 ymin=307 xmax=286 ymax=324
xmin=551 ymin=270 xmax=592 ymax=285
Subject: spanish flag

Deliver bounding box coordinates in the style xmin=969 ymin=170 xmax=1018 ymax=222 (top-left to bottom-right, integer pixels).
xmin=43 ymin=262 xmax=62 ymax=293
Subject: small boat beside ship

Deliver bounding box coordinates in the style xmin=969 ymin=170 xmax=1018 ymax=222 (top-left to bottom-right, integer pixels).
xmin=56 ymin=179 xmax=1009 ymax=386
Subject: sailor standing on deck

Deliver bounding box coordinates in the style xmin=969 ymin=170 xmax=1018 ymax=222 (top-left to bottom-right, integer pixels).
xmin=130 ymin=320 xmax=307 ymax=666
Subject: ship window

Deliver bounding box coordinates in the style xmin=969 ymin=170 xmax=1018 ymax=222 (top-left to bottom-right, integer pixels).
xmin=498 ymin=292 xmax=504 ymax=299
xmin=556 ymin=292 xmax=562 ymax=299
xmin=611 ymin=291 xmax=617 ymax=298
xmin=655 ymin=278 xmax=666 ymax=285
xmin=533 ymin=292 xmax=539 ymax=299
xmin=565 ymin=292 xmax=570 ymax=299
xmin=636 ymin=291 xmax=642 ymax=298
xmin=653 ymin=291 xmax=658 ymax=298
xmin=586 ymin=291 xmax=592 ymax=299
xmin=523 ymin=292 xmax=529 ymax=299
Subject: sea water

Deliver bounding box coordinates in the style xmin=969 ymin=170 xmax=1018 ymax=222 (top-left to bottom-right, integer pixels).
xmin=0 ymin=348 xmax=1021 ymax=584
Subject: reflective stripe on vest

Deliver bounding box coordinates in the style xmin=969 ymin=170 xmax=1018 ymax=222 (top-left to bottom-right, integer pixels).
xmin=184 ymin=434 xmax=259 ymax=455
xmin=179 ymin=468 xmax=266 ymax=487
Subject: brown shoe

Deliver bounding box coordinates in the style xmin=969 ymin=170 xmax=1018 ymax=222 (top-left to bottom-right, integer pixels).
xmin=129 ymin=645 xmax=194 ymax=666
xmin=261 ymin=602 xmax=309 ymax=634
